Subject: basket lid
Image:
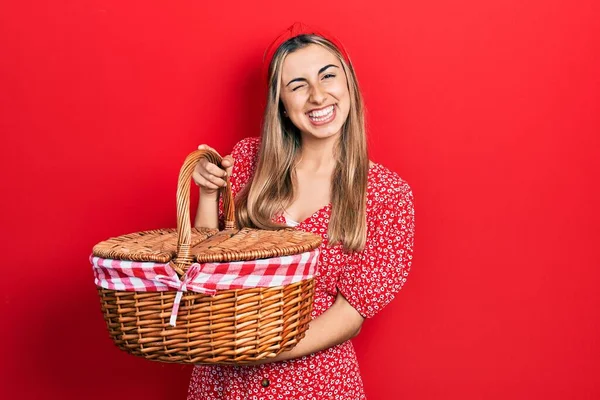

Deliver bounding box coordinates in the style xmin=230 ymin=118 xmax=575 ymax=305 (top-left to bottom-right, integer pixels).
xmin=92 ymin=226 xmax=322 ymax=264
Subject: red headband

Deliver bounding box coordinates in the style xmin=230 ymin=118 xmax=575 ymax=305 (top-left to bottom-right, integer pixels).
xmin=262 ymin=22 xmax=351 ymax=84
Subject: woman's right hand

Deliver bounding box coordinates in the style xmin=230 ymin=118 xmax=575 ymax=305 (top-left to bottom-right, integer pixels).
xmin=193 ymin=144 xmax=235 ymax=197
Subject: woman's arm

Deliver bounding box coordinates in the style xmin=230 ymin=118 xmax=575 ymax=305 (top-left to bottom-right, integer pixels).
xmin=250 ymin=291 xmax=365 ymax=365
xmin=194 ymin=192 xmax=219 ymax=229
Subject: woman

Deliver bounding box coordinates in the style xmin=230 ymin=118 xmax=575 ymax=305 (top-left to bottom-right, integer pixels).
xmin=189 ymin=22 xmax=415 ymax=400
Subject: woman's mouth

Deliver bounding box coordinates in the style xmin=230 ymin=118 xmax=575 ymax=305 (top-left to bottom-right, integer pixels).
xmin=307 ymin=105 xmax=336 ymax=126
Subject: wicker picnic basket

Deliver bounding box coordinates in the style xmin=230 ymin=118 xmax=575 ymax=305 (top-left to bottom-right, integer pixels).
xmin=91 ymin=149 xmax=322 ymax=365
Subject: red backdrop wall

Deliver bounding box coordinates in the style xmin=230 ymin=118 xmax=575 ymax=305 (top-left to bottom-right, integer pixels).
xmin=1 ymin=1 xmax=599 ymax=399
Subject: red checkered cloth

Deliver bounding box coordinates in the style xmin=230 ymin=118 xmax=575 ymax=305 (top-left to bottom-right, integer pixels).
xmin=91 ymin=249 xmax=320 ymax=326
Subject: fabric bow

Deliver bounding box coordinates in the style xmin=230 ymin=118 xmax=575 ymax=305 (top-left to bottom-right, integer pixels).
xmin=155 ymin=263 xmax=217 ymax=327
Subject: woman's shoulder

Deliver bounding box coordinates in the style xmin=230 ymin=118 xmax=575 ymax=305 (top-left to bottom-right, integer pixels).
xmin=367 ymin=162 xmax=413 ymax=211
xmin=231 ymin=136 xmax=261 ymax=159
xmin=229 ymin=136 xmax=261 ymax=174
xmin=226 ymin=137 xmax=261 ymax=193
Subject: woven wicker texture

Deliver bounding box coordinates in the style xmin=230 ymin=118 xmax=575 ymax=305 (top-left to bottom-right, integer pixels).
xmin=93 ymin=149 xmax=322 ymax=364
xmin=93 ymin=227 xmax=322 ymax=266
xmin=98 ymin=279 xmax=315 ymax=364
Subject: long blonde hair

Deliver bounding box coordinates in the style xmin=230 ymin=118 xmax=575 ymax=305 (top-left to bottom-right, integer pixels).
xmin=236 ymin=34 xmax=369 ymax=252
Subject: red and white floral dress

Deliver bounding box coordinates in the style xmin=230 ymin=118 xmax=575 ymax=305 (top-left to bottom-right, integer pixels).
xmin=187 ymin=137 xmax=415 ymax=400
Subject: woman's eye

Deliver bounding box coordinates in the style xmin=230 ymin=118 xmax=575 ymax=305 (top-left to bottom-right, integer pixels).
xmin=323 ymin=74 xmax=336 ymax=79
xmin=292 ymin=85 xmax=305 ymax=91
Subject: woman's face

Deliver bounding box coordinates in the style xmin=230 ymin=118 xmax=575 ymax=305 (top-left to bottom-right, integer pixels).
xmin=279 ymin=44 xmax=350 ymax=140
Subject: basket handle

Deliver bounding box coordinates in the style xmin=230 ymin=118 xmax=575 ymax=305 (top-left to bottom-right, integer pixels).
xmin=172 ymin=149 xmax=236 ymax=271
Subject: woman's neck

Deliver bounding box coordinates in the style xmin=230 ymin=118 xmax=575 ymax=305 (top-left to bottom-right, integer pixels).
xmin=297 ymin=133 xmax=338 ymax=173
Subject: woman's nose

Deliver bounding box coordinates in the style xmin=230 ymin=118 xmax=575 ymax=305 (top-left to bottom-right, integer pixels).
xmin=309 ymin=84 xmax=327 ymax=104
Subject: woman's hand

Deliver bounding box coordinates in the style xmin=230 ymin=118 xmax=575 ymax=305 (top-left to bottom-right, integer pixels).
xmin=193 ymin=144 xmax=235 ymax=197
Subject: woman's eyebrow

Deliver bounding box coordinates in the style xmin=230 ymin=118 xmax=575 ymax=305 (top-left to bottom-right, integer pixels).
xmin=318 ymin=64 xmax=339 ymax=74
xmin=285 ymin=64 xmax=340 ymax=87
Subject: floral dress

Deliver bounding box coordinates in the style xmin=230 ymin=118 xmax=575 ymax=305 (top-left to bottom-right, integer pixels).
xmin=187 ymin=137 xmax=415 ymax=400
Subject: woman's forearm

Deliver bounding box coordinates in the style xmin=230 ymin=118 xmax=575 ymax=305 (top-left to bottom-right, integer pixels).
xmin=194 ymin=190 xmax=219 ymax=229
xmin=251 ymin=292 xmax=365 ymax=365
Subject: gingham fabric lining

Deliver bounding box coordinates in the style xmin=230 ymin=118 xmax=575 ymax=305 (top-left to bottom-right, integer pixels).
xmin=91 ymin=249 xmax=319 ymax=326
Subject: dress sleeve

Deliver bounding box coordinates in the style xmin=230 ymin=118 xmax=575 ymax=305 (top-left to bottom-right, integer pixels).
xmin=217 ymin=137 xmax=260 ymax=229
xmin=337 ymin=183 xmax=415 ymax=319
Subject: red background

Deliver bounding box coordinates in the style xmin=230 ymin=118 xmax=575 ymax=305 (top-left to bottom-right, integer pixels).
xmin=1 ymin=1 xmax=599 ymax=399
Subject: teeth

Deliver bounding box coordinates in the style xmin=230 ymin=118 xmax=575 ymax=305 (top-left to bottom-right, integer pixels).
xmin=308 ymin=105 xmax=334 ymax=119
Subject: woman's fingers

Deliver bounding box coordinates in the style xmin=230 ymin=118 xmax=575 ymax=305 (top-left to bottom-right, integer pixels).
xmin=193 ymin=172 xmax=222 ymax=190
xmin=193 ymin=146 xmax=232 ymax=190
xmin=204 ymin=161 xmax=227 ymax=178
xmin=197 ymin=144 xmax=231 ymax=170
xmin=193 ymin=159 xmax=227 ymax=189
xmin=202 ymin=170 xmax=227 ymax=187
xmin=221 ymin=155 xmax=235 ymax=176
